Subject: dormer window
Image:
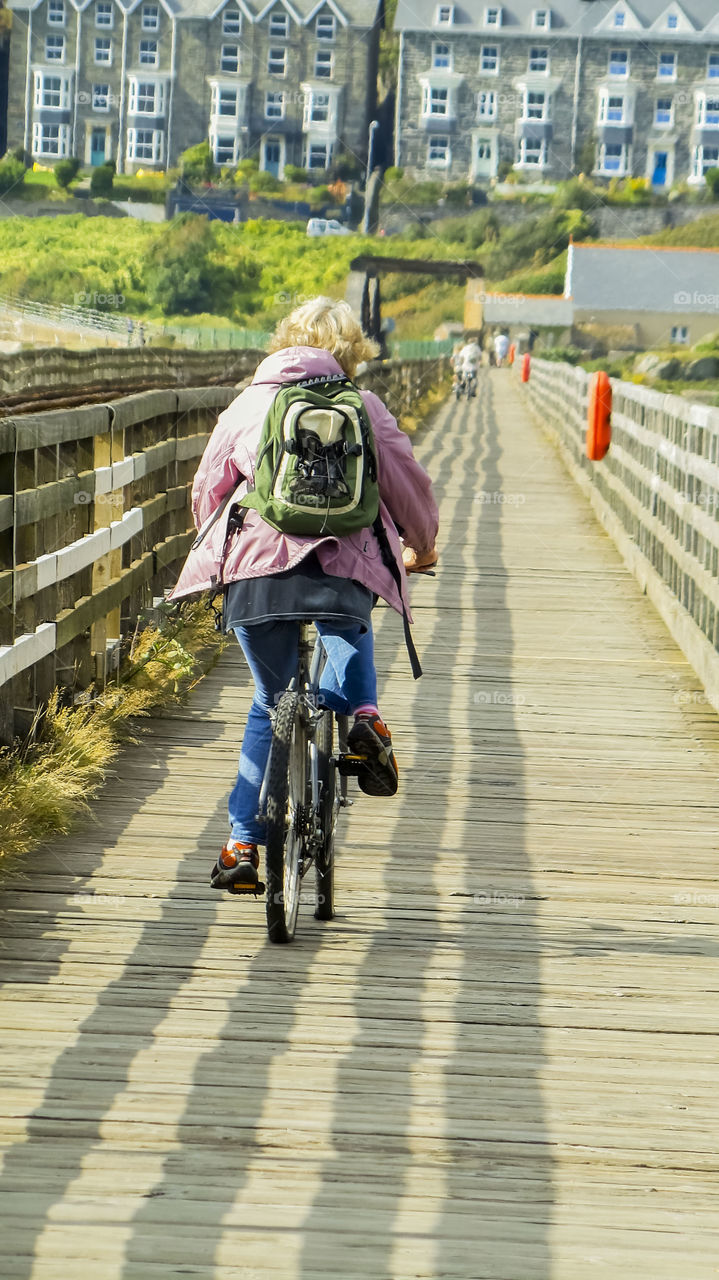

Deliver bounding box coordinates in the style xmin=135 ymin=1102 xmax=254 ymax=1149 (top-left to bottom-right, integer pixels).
xmin=485 ymin=6 xmax=502 ymax=25
xmin=533 ymin=9 xmax=550 ymax=28
xmin=48 ymin=0 xmax=66 ymax=26
xmin=96 ymin=2 xmax=113 ymax=29
xmin=667 ymin=13 xmax=678 ymax=29
xmin=614 ymin=10 xmax=626 ymax=26
xmin=141 ymin=5 xmax=159 ymax=32
xmin=222 ymin=7 xmax=241 ymax=36
xmin=316 ymin=14 xmax=335 ymax=40
xmin=269 ymin=10 xmax=289 ymax=38
xmin=436 ymin=5 xmax=454 ymax=24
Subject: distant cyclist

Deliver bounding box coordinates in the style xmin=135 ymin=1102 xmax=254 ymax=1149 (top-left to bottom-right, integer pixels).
xmin=494 ymin=332 xmax=510 ymax=367
xmin=454 ymin=336 xmax=481 ymax=398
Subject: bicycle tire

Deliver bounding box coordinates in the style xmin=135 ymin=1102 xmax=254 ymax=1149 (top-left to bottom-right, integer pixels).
xmin=314 ymin=710 xmax=337 ymax=921
xmin=265 ymin=692 xmax=307 ymax=944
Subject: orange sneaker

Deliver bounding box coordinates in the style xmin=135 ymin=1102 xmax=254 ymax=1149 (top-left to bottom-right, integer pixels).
xmin=210 ymin=841 xmax=260 ymax=892
xmin=347 ymin=713 xmax=399 ymax=797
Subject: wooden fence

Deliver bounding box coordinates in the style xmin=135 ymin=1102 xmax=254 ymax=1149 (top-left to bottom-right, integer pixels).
xmin=0 ymin=355 xmax=448 ymax=745
xmin=0 ymin=346 xmax=264 ymax=402
xmin=524 ymin=358 xmax=719 ymax=713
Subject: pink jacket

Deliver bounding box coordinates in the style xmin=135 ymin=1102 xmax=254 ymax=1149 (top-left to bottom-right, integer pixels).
xmin=169 ymin=346 xmax=439 ymax=617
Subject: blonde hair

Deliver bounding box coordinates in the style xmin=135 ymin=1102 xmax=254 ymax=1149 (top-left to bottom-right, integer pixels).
xmin=269 ymin=297 xmax=379 ymax=378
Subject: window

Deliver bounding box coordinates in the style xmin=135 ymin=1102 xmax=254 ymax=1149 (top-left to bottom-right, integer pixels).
xmin=614 ymin=10 xmax=626 ymax=26
xmin=141 ymin=5 xmax=159 ymax=31
xmin=212 ymin=134 xmax=239 ymax=166
xmin=32 ymin=122 xmax=71 ymax=156
xmin=484 ymin=6 xmax=501 ymax=25
xmin=533 ymin=8 xmax=550 ymax=26
xmin=693 ymin=145 xmax=719 ymax=178
xmin=48 ymin=0 xmax=65 ymax=26
xmin=524 ymin=90 xmax=547 ymax=121
xmin=598 ymin=141 xmax=629 ymax=174
xmin=316 ymin=14 xmax=335 ymax=40
xmin=480 ymin=45 xmax=499 ymax=73
xmin=34 ymin=73 xmax=70 ymax=110
xmin=94 ymin=37 xmax=112 ymax=64
xmin=45 ymin=34 xmax=65 ymax=61
xmin=139 ymin=39 xmax=158 ymax=66
xmin=95 ymin=2 xmax=113 ymax=28
xmin=671 ymin=325 xmax=689 ymax=344
xmin=265 ymin=91 xmax=284 ymax=119
xmin=92 ymin=83 xmax=111 ymax=111
xmin=268 ymin=47 xmax=286 ymax=75
xmin=421 ymin=85 xmax=449 ymax=117
xmin=307 ymin=141 xmax=331 ymax=169
xmin=477 ymin=89 xmax=497 ymax=120
xmin=129 ymin=80 xmax=164 ymax=114
xmin=667 ymin=13 xmax=678 ymax=29
xmin=223 ymin=7 xmax=241 ymax=35
xmin=127 ymin=128 xmax=163 ymax=162
xmin=212 ymin=85 xmax=238 ymax=117
xmin=516 ymin=137 xmax=546 ymax=166
xmin=658 ymin=51 xmax=677 ymax=80
xmin=315 ymin=49 xmax=333 ymax=77
xmin=609 ymin=48 xmax=629 ymax=77
xmin=433 ymin=42 xmax=451 ymax=69
xmin=221 ymin=44 xmax=239 ymax=72
xmin=655 ymin=97 xmax=673 ymax=127
xmin=599 ymin=92 xmax=626 ymax=123
xmin=698 ymin=95 xmax=719 ymax=127
xmin=709 ymin=53 xmax=719 ymax=80
xmin=529 ymin=47 xmax=549 ymax=73
xmin=436 ymin=5 xmax=454 ymax=23
xmin=427 ymin=134 xmax=450 ymax=166
xmin=269 ymin=10 xmax=289 ymax=37
xmin=305 ymin=91 xmax=329 ymax=124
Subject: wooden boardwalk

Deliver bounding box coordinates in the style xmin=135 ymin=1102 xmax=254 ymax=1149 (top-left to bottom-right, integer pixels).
xmin=2 ymin=370 xmax=719 ymax=1279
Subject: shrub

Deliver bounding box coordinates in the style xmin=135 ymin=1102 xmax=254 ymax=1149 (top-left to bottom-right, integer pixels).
xmin=90 ymin=164 xmax=114 ymax=198
xmin=235 ymin=158 xmax=259 ymax=179
xmin=706 ymin=168 xmax=719 ymax=199
xmin=497 ymin=160 xmax=513 ymax=181
xmin=553 ymin=178 xmax=599 ymax=211
xmin=307 ymin=184 xmax=331 ymax=207
xmin=0 ymin=155 xmax=26 ymax=195
xmin=284 ymin=164 xmax=308 ymax=183
xmin=384 ymin=166 xmax=403 ymax=182
xmin=143 ymin=213 xmax=219 ymax=314
xmin=249 ymin=170 xmax=283 ymax=194
xmin=444 ymin=183 xmax=472 ymax=208
xmin=179 ymin=141 xmax=215 ymax=185
xmin=329 ymin=152 xmax=362 ymax=182
xmin=484 ymin=209 xmax=592 ymax=281
xmin=576 ymin=139 xmax=596 ymax=178
xmin=54 ymin=157 xmax=81 ymax=189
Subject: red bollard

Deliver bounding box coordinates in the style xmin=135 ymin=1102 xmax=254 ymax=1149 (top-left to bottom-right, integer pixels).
xmin=586 ymin=370 xmax=612 ymax=461
xmin=521 ymin=353 xmax=531 ymax=383
xmin=508 ymin=343 xmax=516 ymax=366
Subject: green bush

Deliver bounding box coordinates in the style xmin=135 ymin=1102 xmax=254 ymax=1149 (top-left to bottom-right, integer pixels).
xmin=0 ymin=155 xmax=26 ymax=195
xmin=307 ymin=184 xmax=331 ymax=207
xmin=443 ymin=183 xmax=472 ymax=208
xmin=705 ymin=168 xmax=719 ymax=199
xmin=553 ymin=178 xmax=599 ymax=211
xmin=54 ymin=157 xmax=81 ymax=189
xmin=484 ymin=209 xmax=593 ymax=280
xmin=249 ymin=170 xmax=283 ymax=194
xmin=90 ymin=164 xmax=114 ymax=198
xmin=143 ymin=213 xmax=219 ymax=314
xmin=284 ymin=164 xmax=308 ymax=183
xmin=179 ymin=141 xmax=215 ymax=185
xmin=329 ymin=152 xmax=362 ymax=182
xmin=384 ymin=166 xmax=404 ymax=182
xmin=235 ymin=158 xmax=259 ymax=179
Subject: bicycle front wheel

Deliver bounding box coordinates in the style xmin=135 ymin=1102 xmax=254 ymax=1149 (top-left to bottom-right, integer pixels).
xmin=265 ymin=692 xmax=308 ymax=944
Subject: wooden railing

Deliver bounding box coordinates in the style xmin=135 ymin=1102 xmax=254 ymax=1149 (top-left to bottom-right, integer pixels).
xmin=0 ymin=354 xmax=448 ymax=744
xmin=524 ymin=358 xmax=719 ymax=713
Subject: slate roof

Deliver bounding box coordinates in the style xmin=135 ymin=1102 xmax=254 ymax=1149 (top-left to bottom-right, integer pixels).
xmin=567 ymin=243 xmax=719 ymax=313
xmin=8 ymin=0 xmax=382 ymax=26
xmin=394 ymin=1 xmax=719 ymax=41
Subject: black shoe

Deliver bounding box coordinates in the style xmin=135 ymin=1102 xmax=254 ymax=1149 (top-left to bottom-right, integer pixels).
xmin=211 ymin=841 xmax=261 ymax=893
xmin=346 ymin=713 xmax=399 ymax=797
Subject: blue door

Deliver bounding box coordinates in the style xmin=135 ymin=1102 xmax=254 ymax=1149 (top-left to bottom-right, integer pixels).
xmin=264 ymin=141 xmax=281 ymax=177
xmin=90 ymin=128 xmax=106 ymax=166
xmin=652 ymin=151 xmax=668 ymax=186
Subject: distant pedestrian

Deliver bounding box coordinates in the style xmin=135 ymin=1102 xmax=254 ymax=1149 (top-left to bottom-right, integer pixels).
xmin=126 ymin=317 xmax=134 ymax=347
xmin=137 ymin=322 xmax=145 ymax=347
xmin=494 ymin=332 xmax=510 ymax=367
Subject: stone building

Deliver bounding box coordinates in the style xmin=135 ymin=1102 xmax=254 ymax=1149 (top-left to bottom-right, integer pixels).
xmin=394 ymin=0 xmax=719 ymax=189
xmin=5 ymin=0 xmax=382 ymax=175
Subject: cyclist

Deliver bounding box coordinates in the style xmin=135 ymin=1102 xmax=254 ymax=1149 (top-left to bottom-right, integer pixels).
xmin=455 ymin=335 xmax=481 ymax=396
xmin=170 ymin=298 xmax=439 ymax=892
xmin=494 ymin=331 xmax=510 ymax=367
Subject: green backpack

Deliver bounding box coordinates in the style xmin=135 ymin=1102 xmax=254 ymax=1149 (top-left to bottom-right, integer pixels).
xmin=239 ymin=374 xmax=380 ymax=537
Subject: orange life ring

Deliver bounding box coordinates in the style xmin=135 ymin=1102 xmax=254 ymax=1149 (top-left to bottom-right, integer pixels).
xmin=586 ymin=371 xmax=612 ymax=461
xmin=521 ymin=353 xmax=531 ymax=383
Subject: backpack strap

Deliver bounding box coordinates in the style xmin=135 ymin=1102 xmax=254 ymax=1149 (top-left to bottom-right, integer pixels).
xmin=372 ymin=516 xmax=423 ymax=680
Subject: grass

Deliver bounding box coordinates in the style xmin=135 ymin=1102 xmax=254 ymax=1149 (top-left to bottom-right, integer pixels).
xmin=0 ymin=601 xmax=227 ymax=870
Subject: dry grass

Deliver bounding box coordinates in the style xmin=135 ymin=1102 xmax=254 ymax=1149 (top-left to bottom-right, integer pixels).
xmin=0 ymin=601 xmax=226 ymax=869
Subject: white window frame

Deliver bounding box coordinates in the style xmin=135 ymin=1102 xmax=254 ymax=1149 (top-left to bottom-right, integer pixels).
xmin=222 ymin=7 xmax=241 ymax=36
xmin=126 ymin=127 xmax=164 ymax=164
xmin=139 ymin=39 xmax=159 ymax=67
xmin=211 ymin=131 xmax=240 ymax=167
xmin=532 ymin=8 xmax=550 ymax=27
xmin=314 ymin=48 xmax=333 ymax=78
xmin=484 ymin=6 xmax=502 ymax=26
xmin=95 ymin=1 xmax=113 ymax=28
xmin=427 ymin=134 xmax=450 ymax=167
xmin=316 ymin=14 xmax=335 ymax=40
xmin=141 ymin=5 xmax=159 ymax=32
xmin=697 ymin=93 xmax=719 ymax=128
xmin=422 ymin=84 xmax=449 ymax=118
xmin=129 ymin=78 xmax=165 ymax=116
xmin=45 ymin=34 xmax=65 ymax=62
xmin=657 ymin=51 xmax=677 ymax=81
xmin=671 ymin=325 xmax=689 ymax=344
xmin=516 ymin=137 xmax=547 ymax=168
xmin=303 ymin=89 xmax=330 ymax=127
xmin=92 ymin=82 xmax=111 ymax=111
xmin=523 ymin=89 xmax=548 ymax=122
xmin=608 ymin=48 xmax=629 ymax=78
xmin=477 ymin=88 xmax=497 ymax=121
xmin=613 ymin=10 xmax=626 ymax=27
xmin=220 ymin=44 xmax=240 ymax=73
xmin=666 ymin=13 xmax=678 ymax=30
xmin=269 ymin=10 xmax=289 ymax=38
xmin=47 ymin=0 xmax=66 ymax=27
xmin=480 ymin=44 xmax=499 ymax=74
xmin=268 ymin=46 xmax=287 ymax=76
xmin=709 ymin=53 xmax=719 ymax=80
xmin=529 ymin=46 xmax=549 ymax=73
xmin=212 ymin=83 xmax=239 ymax=118
xmin=432 ymin=42 xmax=451 ymax=70
xmin=435 ymin=5 xmax=454 ymax=24
xmin=655 ymin=97 xmax=673 ymax=128
xmin=94 ymin=37 xmax=112 ymax=65
xmin=31 ymin=121 xmax=71 ymax=157
xmin=33 ymin=72 xmax=71 ymax=111
xmin=306 ymin=139 xmax=332 ymax=169
xmin=692 ymin=144 xmax=719 ymax=180
xmin=599 ymin=90 xmax=627 ymax=125
xmin=265 ymin=90 xmax=285 ymax=120
xmin=597 ymin=141 xmax=630 ymax=175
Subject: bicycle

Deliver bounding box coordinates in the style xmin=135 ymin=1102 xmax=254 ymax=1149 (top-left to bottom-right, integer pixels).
xmin=256 ymin=623 xmax=364 ymax=945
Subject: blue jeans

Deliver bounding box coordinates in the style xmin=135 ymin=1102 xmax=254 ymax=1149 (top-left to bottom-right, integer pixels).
xmin=228 ymin=620 xmax=377 ymax=844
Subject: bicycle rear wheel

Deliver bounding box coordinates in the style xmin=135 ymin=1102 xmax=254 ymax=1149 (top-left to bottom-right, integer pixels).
xmin=314 ymin=710 xmax=338 ymax=921
xmin=265 ymin=692 xmax=308 ymax=944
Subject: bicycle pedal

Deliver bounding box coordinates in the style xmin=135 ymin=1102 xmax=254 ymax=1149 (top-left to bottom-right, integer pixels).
xmin=227 ymin=880 xmax=266 ymax=897
xmin=336 ymin=752 xmax=367 ymax=777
